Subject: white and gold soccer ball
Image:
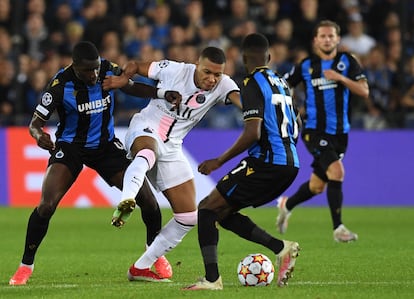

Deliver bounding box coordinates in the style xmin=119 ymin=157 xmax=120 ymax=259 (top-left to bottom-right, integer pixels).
xmin=237 ymin=253 xmax=275 ymax=286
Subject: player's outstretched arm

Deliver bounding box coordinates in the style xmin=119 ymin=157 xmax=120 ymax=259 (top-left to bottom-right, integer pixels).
xmin=198 ymin=118 xmax=261 ymax=175
xmin=29 ymin=114 xmax=55 ymax=151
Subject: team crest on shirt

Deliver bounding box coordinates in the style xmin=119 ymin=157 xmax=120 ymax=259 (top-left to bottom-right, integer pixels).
xmin=337 ymin=61 xmax=346 ymax=71
xmin=196 ymin=94 xmax=206 ymax=104
xmin=55 ymin=149 xmax=64 ymax=159
xmin=41 ymin=92 xmax=53 ymax=106
xmin=158 ymin=60 xmax=169 ymax=68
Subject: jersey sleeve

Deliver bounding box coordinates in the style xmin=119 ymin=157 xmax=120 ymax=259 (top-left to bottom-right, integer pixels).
xmin=346 ymin=53 xmax=367 ymax=81
xmin=283 ymin=63 xmax=304 ymax=88
xmin=147 ymin=60 xmax=183 ymax=81
xmin=219 ymin=75 xmax=240 ymax=105
xmin=100 ymin=59 xmax=122 ymax=77
xmin=34 ymin=77 xmax=63 ymax=121
xmin=241 ymin=77 xmax=264 ymax=121
xmin=109 ymin=60 xmax=122 ymax=76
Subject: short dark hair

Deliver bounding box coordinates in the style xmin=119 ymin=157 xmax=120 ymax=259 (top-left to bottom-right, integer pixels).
xmin=241 ymin=33 xmax=269 ymax=52
xmin=72 ymin=41 xmax=99 ymax=63
xmin=200 ymin=46 xmax=226 ymax=64
xmin=313 ymin=20 xmax=341 ymax=37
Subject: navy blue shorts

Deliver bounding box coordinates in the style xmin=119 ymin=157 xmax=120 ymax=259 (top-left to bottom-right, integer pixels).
xmin=216 ymin=157 xmax=298 ymax=209
xmin=48 ymin=138 xmax=130 ymax=186
xmin=301 ymin=129 xmax=348 ymax=181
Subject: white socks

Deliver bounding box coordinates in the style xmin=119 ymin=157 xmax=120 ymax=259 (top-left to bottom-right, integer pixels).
xmin=134 ymin=217 xmax=194 ymax=269
xmin=121 ymin=156 xmax=150 ymax=200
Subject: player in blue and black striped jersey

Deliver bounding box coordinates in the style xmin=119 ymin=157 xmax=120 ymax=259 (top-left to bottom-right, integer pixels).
xmin=276 ymin=20 xmax=369 ymax=242
xmin=9 ymin=41 xmax=181 ymax=285
xmin=185 ymin=33 xmax=300 ymax=290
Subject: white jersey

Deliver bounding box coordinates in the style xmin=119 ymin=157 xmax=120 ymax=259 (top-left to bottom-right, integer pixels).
xmin=138 ymin=60 xmax=240 ymax=145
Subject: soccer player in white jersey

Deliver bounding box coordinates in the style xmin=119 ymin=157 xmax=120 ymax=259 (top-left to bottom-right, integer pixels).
xmin=102 ymin=46 xmax=241 ymax=281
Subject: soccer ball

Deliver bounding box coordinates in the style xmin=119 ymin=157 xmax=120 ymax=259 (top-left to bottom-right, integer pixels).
xmin=237 ymin=253 xmax=275 ymax=286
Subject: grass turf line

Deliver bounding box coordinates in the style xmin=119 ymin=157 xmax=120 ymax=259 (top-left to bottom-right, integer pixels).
xmin=1 ymin=207 xmax=413 ymax=299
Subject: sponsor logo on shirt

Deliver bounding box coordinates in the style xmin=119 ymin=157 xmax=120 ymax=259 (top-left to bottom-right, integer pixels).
xmin=311 ymin=77 xmax=338 ymax=90
xmin=77 ymin=95 xmax=111 ymax=114
xmin=243 ymin=109 xmax=259 ymax=118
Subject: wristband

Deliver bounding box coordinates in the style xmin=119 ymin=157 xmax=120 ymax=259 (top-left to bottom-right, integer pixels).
xmin=157 ymin=88 xmax=166 ymax=99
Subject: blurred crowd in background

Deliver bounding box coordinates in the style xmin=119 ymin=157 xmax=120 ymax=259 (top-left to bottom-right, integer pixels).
xmin=1 ymin=0 xmax=414 ymax=129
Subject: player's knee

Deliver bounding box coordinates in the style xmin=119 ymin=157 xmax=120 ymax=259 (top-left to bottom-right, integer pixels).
xmin=136 ymin=149 xmax=156 ymax=169
xmin=309 ymin=184 xmax=325 ymax=194
xmin=37 ymin=202 xmax=57 ymax=219
xmin=326 ymin=161 xmax=344 ymax=180
xmin=198 ymin=196 xmax=209 ymax=209
xmin=309 ymin=178 xmax=326 ymax=194
xmin=314 ymin=187 xmax=325 ymax=194
xmin=173 ymin=210 xmax=197 ymax=226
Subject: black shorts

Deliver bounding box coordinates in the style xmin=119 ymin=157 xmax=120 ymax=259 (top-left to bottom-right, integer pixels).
xmin=301 ymin=129 xmax=348 ymax=180
xmin=216 ymin=157 xmax=298 ymax=209
xmin=48 ymin=138 xmax=130 ymax=186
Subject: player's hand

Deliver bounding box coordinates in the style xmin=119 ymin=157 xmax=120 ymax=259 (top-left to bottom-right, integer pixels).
xmin=103 ymin=74 xmax=129 ymax=90
xmin=198 ymin=158 xmax=222 ymax=175
xmin=162 ymin=90 xmax=182 ymax=113
xmin=165 ymin=91 xmax=182 ymax=107
xmin=323 ymin=69 xmax=342 ymax=82
xmin=36 ymin=132 xmax=55 ymax=151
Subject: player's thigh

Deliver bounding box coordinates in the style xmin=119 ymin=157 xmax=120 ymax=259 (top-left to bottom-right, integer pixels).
xmin=42 ymin=163 xmax=75 ymax=196
xmin=43 ymin=142 xmax=82 ymax=202
xmin=39 ymin=163 xmax=76 ymax=215
xmin=162 ymin=179 xmax=197 ymax=213
xmin=199 ymin=188 xmax=235 ymax=220
xmin=149 ymin=149 xmax=194 ymax=192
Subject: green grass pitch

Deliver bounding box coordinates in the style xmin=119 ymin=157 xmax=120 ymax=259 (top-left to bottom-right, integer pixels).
xmin=1 ymin=207 xmax=413 ymax=299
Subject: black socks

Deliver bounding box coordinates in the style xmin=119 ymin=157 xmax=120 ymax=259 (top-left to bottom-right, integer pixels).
xmin=22 ymin=208 xmax=50 ymax=265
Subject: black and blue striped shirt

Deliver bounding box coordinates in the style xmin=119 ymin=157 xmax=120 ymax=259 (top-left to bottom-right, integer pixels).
xmin=35 ymin=59 xmax=121 ymax=149
xmin=241 ymin=67 xmax=300 ymax=168
xmin=285 ymin=52 xmax=366 ymax=134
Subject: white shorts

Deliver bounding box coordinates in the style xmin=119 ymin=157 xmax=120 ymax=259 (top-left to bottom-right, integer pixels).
xmin=125 ymin=113 xmax=194 ymax=192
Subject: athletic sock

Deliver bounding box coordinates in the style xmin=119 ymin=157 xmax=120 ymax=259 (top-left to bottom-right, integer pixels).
xmin=198 ymin=209 xmax=219 ymax=282
xmin=121 ymin=157 xmax=150 ymax=200
xmin=219 ymin=212 xmax=284 ymax=254
xmin=135 ymin=217 xmax=194 ymax=269
xmin=286 ymin=180 xmax=315 ymax=211
xmin=327 ymin=180 xmax=343 ymax=229
xmin=22 ymin=208 xmax=50 ymax=265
